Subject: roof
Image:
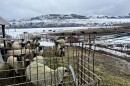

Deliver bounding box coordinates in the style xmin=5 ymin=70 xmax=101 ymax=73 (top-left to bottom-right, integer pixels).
xmin=0 ymin=16 xmax=10 ymax=25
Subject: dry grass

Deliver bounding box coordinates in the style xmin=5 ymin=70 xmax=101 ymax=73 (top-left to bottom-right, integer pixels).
xmin=65 ymin=46 xmax=130 ymax=86
xmin=95 ymin=64 xmax=130 ymax=86
xmin=84 ymin=49 xmax=130 ymax=86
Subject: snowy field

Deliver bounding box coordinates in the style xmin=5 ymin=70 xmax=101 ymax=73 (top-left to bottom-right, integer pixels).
xmin=5 ymin=27 xmax=87 ymax=38
xmin=96 ymin=36 xmax=130 ymax=45
xmin=5 ymin=27 xmax=130 ymax=45
xmin=5 ymin=28 xmax=59 ymax=38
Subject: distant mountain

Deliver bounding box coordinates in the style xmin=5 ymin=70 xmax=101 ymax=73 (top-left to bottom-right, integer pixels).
xmin=9 ymin=14 xmax=130 ymax=28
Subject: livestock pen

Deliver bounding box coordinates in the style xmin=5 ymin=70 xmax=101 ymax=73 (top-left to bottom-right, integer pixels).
xmin=0 ymin=29 xmax=100 ymax=86
xmin=1 ymin=24 xmax=130 ymax=86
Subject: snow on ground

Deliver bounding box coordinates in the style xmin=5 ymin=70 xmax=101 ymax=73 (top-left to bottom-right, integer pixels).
xmin=95 ymin=35 xmax=130 ymax=53
xmin=5 ymin=28 xmax=56 ymax=38
xmin=75 ymin=44 xmax=130 ymax=58
xmin=39 ymin=41 xmax=55 ymax=46
xmin=96 ymin=36 xmax=130 ymax=45
xmin=93 ymin=46 xmax=130 ymax=58
xmin=5 ymin=27 xmax=88 ymax=38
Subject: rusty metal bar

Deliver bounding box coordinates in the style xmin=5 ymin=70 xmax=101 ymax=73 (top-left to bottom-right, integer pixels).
xmin=92 ymin=34 xmax=96 ymax=80
xmin=81 ymin=41 xmax=84 ymax=84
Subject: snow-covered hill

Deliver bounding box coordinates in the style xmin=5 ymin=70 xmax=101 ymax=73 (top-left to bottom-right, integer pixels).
xmin=9 ymin=14 xmax=130 ymax=28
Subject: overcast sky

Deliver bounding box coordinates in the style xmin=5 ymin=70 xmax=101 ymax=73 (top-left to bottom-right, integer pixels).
xmin=1 ymin=0 xmax=130 ymax=20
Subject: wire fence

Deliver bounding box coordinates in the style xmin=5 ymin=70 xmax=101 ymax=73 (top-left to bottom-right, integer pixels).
xmin=1 ymin=30 xmax=130 ymax=86
xmin=0 ymin=33 xmax=100 ymax=86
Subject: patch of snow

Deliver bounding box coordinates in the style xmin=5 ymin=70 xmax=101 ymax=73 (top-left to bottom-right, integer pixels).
xmin=75 ymin=43 xmax=130 ymax=58
xmin=39 ymin=41 xmax=55 ymax=46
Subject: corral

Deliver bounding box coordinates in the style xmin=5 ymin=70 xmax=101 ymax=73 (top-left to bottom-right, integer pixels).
xmin=0 ymin=35 xmax=100 ymax=86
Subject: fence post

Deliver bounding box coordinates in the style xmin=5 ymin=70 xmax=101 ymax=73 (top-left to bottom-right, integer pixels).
xmin=81 ymin=41 xmax=84 ymax=84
